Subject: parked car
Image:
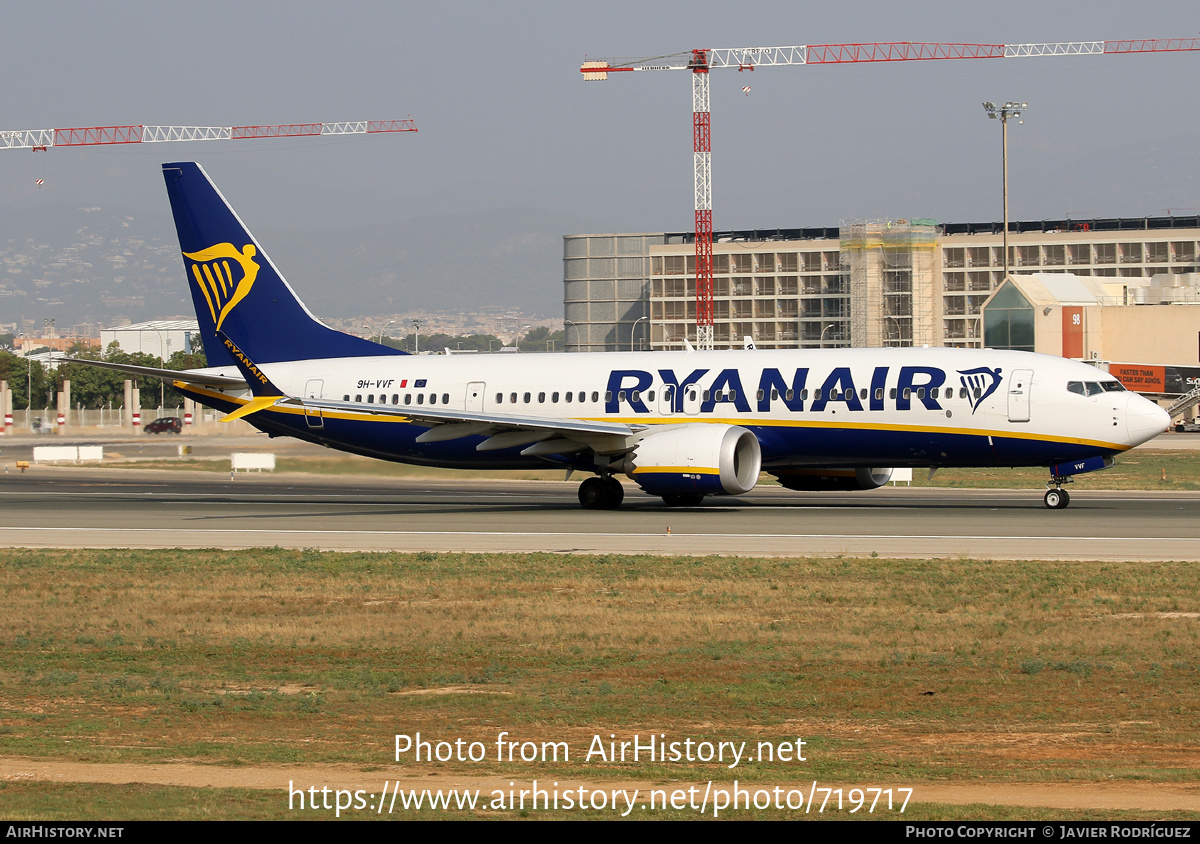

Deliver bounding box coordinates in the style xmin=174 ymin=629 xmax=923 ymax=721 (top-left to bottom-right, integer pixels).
xmin=144 ymin=416 xmax=183 ymax=434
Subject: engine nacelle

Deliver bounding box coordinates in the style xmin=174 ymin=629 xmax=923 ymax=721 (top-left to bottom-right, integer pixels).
xmin=622 ymin=424 xmax=762 ymax=497
xmin=772 ymin=467 xmax=894 ymax=491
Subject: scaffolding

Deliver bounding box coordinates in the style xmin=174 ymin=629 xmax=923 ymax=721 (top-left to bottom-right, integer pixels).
xmin=843 ymin=220 xmax=938 ymax=347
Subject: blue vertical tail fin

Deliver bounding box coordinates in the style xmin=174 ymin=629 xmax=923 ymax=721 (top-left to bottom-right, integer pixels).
xmin=162 ymin=162 xmax=404 ymax=367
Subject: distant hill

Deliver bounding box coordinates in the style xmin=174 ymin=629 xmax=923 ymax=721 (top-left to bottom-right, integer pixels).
xmin=0 ymin=204 xmax=605 ymax=327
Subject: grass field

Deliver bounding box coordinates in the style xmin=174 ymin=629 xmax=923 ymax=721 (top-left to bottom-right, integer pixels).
xmin=1 ymin=548 xmax=1198 ymax=820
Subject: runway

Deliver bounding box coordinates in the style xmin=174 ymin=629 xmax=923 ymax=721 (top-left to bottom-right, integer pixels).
xmin=2 ymin=467 xmax=1198 ymax=560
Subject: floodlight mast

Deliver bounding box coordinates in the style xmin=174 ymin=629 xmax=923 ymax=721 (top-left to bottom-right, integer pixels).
xmin=582 ymin=39 xmax=1200 ymax=350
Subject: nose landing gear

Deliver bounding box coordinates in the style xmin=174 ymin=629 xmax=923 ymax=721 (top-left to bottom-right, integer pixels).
xmin=1043 ymin=487 xmax=1070 ymax=509
xmin=1044 ymin=475 xmax=1073 ymax=509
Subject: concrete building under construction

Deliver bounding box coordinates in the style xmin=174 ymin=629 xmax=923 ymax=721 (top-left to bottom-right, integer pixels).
xmin=563 ymin=215 xmax=1200 ymax=355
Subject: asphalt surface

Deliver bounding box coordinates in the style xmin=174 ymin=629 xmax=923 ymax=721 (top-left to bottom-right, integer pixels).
xmin=1 ymin=466 xmax=1197 ymax=560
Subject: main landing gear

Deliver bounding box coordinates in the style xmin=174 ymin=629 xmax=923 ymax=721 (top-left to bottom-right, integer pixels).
xmin=1044 ymin=475 xmax=1073 ymax=509
xmin=578 ymin=475 xmax=624 ymax=510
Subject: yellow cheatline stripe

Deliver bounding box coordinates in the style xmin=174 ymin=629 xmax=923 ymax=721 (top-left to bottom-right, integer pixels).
xmin=220 ymin=395 xmax=285 ymax=423
xmin=631 ymin=466 xmax=719 ymax=475
xmin=178 ymin=383 xmax=414 ymax=424
xmin=602 ymin=415 xmax=1131 ymax=452
xmin=175 ymin=383 xmax=1129 ymax=452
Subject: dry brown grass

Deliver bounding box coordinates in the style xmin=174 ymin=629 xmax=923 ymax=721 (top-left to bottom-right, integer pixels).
xmin=1 ymin=548 xmax=1198 ymax=810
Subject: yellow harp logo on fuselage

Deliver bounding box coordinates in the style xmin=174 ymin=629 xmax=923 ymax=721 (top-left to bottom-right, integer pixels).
xmin=182 ymin=243 xmax=260 ymax=331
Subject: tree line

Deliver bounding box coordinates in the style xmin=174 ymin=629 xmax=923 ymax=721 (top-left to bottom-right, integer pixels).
xmin=0 ymin=341 xmax=207 ymax=410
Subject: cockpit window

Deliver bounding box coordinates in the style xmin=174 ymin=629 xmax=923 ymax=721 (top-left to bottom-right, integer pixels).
xmin=1067 ymin=381 xmax=1085 ymax=396
xmin=1100 ymin=381 xmax=1126 ymax=392
xmin=1085 ymin=382 xmax=1105 ymax=396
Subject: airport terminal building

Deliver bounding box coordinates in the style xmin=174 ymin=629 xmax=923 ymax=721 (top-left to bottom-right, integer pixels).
xmin=563 ymin=216 xmax=1200 ymax=358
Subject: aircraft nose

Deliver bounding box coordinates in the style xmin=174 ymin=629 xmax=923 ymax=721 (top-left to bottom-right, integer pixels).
xmin=1125 ymin=394 xmax=1171 ymax=447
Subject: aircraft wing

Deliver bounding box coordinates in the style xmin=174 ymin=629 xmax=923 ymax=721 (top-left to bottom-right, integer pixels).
xmin=59 ymin=357 xmax=248 ymax=389
xmin=282 ymin=396 xmax=642 ymax=455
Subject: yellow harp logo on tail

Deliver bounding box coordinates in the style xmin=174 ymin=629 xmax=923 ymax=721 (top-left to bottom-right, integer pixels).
xmin=182 ymin=243 xmax=260 ymax=331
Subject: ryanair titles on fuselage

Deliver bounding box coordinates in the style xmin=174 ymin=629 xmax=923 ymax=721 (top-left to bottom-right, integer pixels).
xmin=602 ymin=365 xmax=1004 ymax=415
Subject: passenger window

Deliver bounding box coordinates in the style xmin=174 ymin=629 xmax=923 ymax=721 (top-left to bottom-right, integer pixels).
xmin=917 ymin=388 xmax=925 ymax=399
xmin=930 ymin=387 xmax=938 ymax=399
xmin=552 ymin=392 xmax=559 ymax=402
xmin=785 ymin=389 xmax=793 ymax=401
xmin=565 ymin=392 xmax=572 ymax=403
xmin=813 ymin=389 xmax=822 ymax=401
xmin=973 ymin=387 xmax=981 ymax=399
xmin=903 ymin=388 xmax=911 ymax=399
xmin=392 ymin=394 xmax=399 ymax=405
xmin=416 ymin=394 xmax=424 ymax=405
xmin=618 ymin=390 xmax=626 ymax=402
xmin=538 ymin=392 xmax=546 ymax=403
xmin=729 ymin=389 xmax=737 ymax=401
xmin=379 ymin=394 xmax=386 ymax=404
xmin=890 ymin=388 xmax=897 ymax=400
xmin=860 ymin=388 xmax=868 ymax=400
xmin=524 ymin=392 xmax=531 ymax=403
xmin=405 ymin=393 xmax=412 ymax=404
xmin=960 ymin=387 xmax=968 ymax=399
xmin=771 ymin=389 xmax=779 ymax=401
xmin=648 ymin=390 xmax=655 ymax=402
xmin=367 ymin=395 xmax=374 ymax=404
xmin=874 ymin=388 xmax=883 ymax=401
xmin=442 ymin=393 xmax=449 ymax=404
xmin=757 ymin=390 xmax=765 ymax=402
xmin=631 ymin=390 xmax=639 ymax=403
xmin=355 ymin=394 xmax=362 ymax=402
xmin=496 ymin=393 xmax=503 ymax=403
xmin=510 ymin=392 xmax=517 ymax=403
xmin=343 ymin=394 xmax=350 ymax=401
xmin=429 ymin=394 xmax=437 ymax=405
xmin=703 ymin=390 xmax=711 ymax=402
xmin=605 ymin=391 xmax=612 ymax=403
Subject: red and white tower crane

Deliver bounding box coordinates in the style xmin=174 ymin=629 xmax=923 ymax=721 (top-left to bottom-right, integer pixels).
xmin=0 ymin=119 xmax=416 ymax=151
xmin=583 ymin=39 xmax=1200 ymax=350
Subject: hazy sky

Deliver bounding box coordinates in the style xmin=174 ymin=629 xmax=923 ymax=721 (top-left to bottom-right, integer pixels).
xmin=3 ymin=1 xmax=1199 ymax=234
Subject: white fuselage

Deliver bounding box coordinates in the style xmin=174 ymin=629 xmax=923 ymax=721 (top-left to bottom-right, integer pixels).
xmin=192 ymin=346 xmax=1169 ymax=471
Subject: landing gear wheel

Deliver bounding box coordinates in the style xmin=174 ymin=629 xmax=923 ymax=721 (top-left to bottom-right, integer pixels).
xmin=579 ymin=476 xmax=624 ymax=510
xmin=1044 ymin=488 xmax=1070 ymax=509
xmin=662 ymin=493 xmax=704 ymax=507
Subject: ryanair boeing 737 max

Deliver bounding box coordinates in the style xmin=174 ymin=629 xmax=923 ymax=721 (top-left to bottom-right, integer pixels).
xmin=75 ymin=163 xmax=1171 ymax=509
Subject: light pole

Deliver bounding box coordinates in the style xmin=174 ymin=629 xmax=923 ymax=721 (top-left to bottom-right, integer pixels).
xmin=377 ymin=320 xmax=395 ymax=344
xmin=819 ymin=322 xmax=835 ymax=349
xmin=982 ymin=101 xmax=1027 ymax=280
xmin=631 ymin=316 xmax=649 ymax=351
xmin=564 ymin=319 xmax=578 ymax=353
xmin=411 ymin=318 xmax=423 ymax=354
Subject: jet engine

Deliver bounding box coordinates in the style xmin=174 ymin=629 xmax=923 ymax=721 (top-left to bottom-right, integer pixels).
xmin=621 ymin=424 xmax=762 ymax=498
xmin=771 ymin=467 xmax=894 ymax=491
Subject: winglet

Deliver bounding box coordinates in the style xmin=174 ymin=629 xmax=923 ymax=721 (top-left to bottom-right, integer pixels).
xmin=214 ymin=330 xmax=287 ymax=422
